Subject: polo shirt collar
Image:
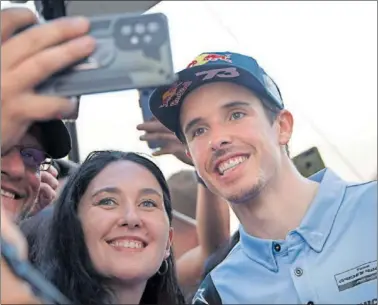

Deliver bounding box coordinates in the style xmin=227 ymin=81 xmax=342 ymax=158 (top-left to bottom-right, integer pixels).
xmin=239 ymin=169 xmax=347 ymax=272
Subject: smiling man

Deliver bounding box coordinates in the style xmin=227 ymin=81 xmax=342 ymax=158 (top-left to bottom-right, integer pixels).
xmin=1 ymin=120 xmax=71 ymax=221
xmin=149 ymin=52 xmax=377 ymax=304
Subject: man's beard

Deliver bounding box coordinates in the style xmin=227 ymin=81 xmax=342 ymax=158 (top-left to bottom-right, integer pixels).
xmin=226 ymin=171 xmax=267 ymax=205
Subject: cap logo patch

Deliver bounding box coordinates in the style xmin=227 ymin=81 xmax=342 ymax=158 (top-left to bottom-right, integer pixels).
xmin=195 ymin=67 xmax=240 ymax=81
xmin=186 ymin=53 xmax=232 ymax=68
xmin=160 ymin=81 xmax=192 ymax=108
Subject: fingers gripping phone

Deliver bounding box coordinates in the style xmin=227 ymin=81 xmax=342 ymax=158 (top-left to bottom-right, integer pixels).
xmin=35 ymin=12 xmax=177 ymax=97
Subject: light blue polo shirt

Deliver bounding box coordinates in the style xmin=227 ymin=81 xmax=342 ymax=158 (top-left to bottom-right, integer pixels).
xmin=207 ymin=169 xmax=377 ymax=304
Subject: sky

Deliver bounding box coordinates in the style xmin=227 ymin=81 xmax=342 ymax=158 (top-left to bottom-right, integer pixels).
xmin=2 ymin=0 xmax=377 ymax=232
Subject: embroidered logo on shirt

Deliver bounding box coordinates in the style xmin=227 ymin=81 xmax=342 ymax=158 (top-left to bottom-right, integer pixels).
xmin=192 ymin=288 xmax=209 ymax=305
xmin=334 ymin=260 xmax=377 ymax=292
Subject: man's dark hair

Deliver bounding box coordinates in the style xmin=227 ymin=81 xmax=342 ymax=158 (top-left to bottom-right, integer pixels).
xmin=260 ymin=98 xmax=290 ymax=156
xmin=38 ymin=150 xmax=185 ymax=305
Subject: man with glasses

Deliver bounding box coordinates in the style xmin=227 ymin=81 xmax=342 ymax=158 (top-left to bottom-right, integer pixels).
xmin=1 ymin=120 xmax=71 ymax=220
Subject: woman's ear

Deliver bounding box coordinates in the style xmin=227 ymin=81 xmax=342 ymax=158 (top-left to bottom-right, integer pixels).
xmin=164 ymin=227 xmax=173 ymax=259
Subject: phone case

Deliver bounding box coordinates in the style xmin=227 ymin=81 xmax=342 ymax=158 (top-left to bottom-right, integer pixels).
xmin=139 ymin=88 xmax=162 ymax=149
xmin=292 ymin=146 xmax=326 ymax=178
xmin=36 ymin=12 xmax=177 ymax=97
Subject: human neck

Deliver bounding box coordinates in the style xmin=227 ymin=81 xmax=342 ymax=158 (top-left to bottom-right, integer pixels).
xmin=111 ymin=280 xmax=147 ymax=304
xmin=231 ymin=159 xmax=319 ymax=240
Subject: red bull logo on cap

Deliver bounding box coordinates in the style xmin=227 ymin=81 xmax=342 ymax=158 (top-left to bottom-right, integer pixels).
xmin=186 ymin=53 xmax=232 ymax=68
xmin=160 ymin=81 xmax=192 ymax=108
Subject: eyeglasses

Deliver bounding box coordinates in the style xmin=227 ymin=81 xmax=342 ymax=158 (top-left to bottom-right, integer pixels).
xmin=16 ymin=147 xmax=52 ymax=172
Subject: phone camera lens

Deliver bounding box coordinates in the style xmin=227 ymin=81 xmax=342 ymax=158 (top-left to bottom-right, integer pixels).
xmin=130 ymin=35 xmax=139 ymax=45
xmin=147 ymin=22 xmax=159 ymax=33
xmin=121 ymin=25 xmax=132 ymax=36
xmin=135 ymin=23 xmax=145 ymax=34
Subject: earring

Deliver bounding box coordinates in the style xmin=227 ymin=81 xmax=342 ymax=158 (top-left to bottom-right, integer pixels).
xmin=157 ymin=259 xmax=168 ymax=276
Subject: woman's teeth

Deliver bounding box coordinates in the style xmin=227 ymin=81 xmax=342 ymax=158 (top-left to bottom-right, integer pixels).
xmin=110 ymin=240 xmax=144 ymax=249
xmin=218 ymin=156 xmax=248 ymax=175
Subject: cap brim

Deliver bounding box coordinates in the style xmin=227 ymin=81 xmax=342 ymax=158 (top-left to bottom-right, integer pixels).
xmin=149 ymin=63 xmax=273 ymax=139
xmin=34 ymin=120 xmax=72 ymax=159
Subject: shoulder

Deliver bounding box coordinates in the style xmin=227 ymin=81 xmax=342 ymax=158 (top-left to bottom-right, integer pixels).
xmin=203 ymin=231 xmax=241 ymax=276
xmin=344 ymin=179 xmax=377 ymax=207
xmin=346 ymin=179 xmax=377 ymax=193
xmin=192 ymin=274 xmax=222 ymax=305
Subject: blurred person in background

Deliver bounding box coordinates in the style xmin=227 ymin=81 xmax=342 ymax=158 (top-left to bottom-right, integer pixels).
xmin=168 ymin=170 xmax=197 ymax=220
xmin=148 ymin=51 xmax=378 ymax=304
xmin=36 ymin=150 xmax=185 ymax=304
xmin=167 ymin=170 xmax=199 ymax=299
xmin=1 ymin=6 xmax=95 ymax=303
xmin=54 ymin=158 xmax=79 ymax=192
xmin=167 ymin=170 xmax=198 ymax=260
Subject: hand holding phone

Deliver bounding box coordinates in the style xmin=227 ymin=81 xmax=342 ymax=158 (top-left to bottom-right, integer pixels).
xmin=1 ymin=8 xmax=90 ymax=155
xmin=36 ymin=12 xmax=177 ymax=97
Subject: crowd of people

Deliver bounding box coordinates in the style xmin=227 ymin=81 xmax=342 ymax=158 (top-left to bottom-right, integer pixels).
xmin=1 ymin=6 xmax=377 ymax=305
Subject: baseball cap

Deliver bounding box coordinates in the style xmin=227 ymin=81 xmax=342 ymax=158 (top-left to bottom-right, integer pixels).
xmin=33 ymin=120 xmax=72 ymax=159
xmin=149 ymin=51 xmax=284 ymax=140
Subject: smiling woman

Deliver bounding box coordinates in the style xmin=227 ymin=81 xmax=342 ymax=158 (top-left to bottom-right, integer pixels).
xmin=36 ymin=150 xmax=185 ymax=305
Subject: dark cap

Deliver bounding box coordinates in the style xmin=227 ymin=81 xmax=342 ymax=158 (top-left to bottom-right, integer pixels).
xmin=149 ymin=51 xmax=284 ymax=140
xmin=33 ymin=120 xmax=71 ymax=159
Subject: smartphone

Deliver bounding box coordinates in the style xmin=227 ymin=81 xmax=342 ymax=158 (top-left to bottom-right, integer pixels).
xmin=292 ymin=146 xmax=326 ymax=178
xmin=64 ymin=1 xmax=160 ymax=17
xmin=62 ymin=96 xmax=80 ymax=121
xmin=34 ymin=12 xmax=177 ymax=97
xmin=138 ymin=88 xmax=163 ymax=150
xmin=1 ymin=237 xmax=72 ymax=304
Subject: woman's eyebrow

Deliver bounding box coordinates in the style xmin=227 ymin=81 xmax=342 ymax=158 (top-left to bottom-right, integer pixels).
xmin=91 ymin=186 xmax=121 ymax=198
xmin=139 ymin=188 xmax=163 ymax=199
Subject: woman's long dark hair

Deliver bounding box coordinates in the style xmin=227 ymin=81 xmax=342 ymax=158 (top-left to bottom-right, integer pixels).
xmin=40 ymin=151 xmax=185 ymax=305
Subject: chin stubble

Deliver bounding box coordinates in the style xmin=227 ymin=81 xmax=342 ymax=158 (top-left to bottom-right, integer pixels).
xmin=227 ymin=168 xmax=267 ymax=205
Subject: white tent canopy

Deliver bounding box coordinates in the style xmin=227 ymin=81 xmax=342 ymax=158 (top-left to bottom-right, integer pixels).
xmin=2 ymin=1 xmax=377 ymax=182
xmin=79 ymin=1 xmax=377 ymax=182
